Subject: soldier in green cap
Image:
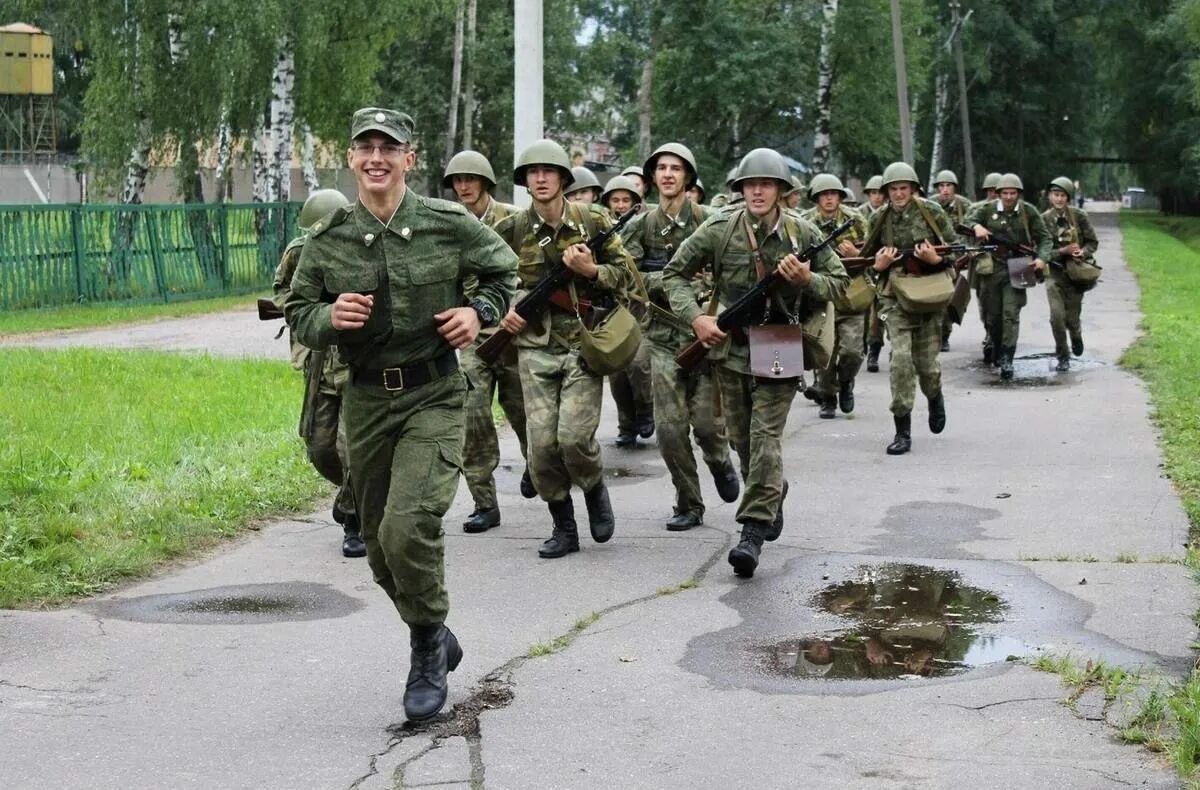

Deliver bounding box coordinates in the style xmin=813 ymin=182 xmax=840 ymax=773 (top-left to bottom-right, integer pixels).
xmin=273 ymin=188 xmax=364 ymax=558
xmin=860 ymin=161 xmax=956 ymax=455
xmin=1042 ymin=177 xmax=1099 ymax=371
xmin=801 ymin=173 xmax=869 ymax=419
xmin=621 ymin=141 xmax=740 ymax=531
xmin=285 ymin=107 xmax=518 ymax=723
xmin=932 ymin=170 xmax=974 ymax=352
xmin=965 ymin=173 xmax=1053 ymax=379
xmin=494 ymin=139 xmax=636 ymax=559
xmin=443 ymin=150 xmax=534 ymax=534
xmin=665 ymin=147 xmax=848 ymax=578
xmin=565 ymin=166 xmax=602 ymax=204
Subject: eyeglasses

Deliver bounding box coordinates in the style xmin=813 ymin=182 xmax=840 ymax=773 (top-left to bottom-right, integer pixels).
xmin=352 ymin=142 xmax=408 ymax=156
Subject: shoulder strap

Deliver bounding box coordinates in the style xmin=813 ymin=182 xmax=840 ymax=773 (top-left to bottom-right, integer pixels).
xmin=701 ymin=209 xmax=745 ymax=317
xmin=913 ymin=199 xmax=946 ymax=245
xmin=860 ymin=204 xmax=889 ymax=252
xmin=1020 ymin=201 xmax=1033 ymax=242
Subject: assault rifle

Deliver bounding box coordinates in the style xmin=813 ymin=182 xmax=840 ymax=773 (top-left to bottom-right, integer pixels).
xmin=674 ymin=218 xmax=854 ymax=371
xmin=257 ymin=298 xmax=285 ymax=321
xmin=954 ymin=223 xmax=1037 ymax=259
xmin=475 ymin=204 xmax=642 ymax=365
xmin=839 ymin=242 xmax=999 ymax=275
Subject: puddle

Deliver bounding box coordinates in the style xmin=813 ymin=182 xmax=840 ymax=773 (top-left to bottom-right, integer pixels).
xmin=966 ymin=352 xmax=1106 ymax=387
xmin=94 ymin=582 xmax=364 ymax=625
xmin=753 ymin=564 xmax=1034 ymax=680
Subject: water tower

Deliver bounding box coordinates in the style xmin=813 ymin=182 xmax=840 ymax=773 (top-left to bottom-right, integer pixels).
xmin=0 ymin=22 xmax=56 ymax=154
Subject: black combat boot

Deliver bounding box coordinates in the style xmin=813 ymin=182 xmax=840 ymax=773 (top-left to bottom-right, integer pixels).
xmin=707 ymin=460 xmax=741 ymax=503
xmin=665 ymin=510 xmax=702 ymax=531
xmin=886 ymin=413 xmax=912 ymax=455
xmin=342 ymin=514 xmax=366 ymax=558
xmin=838 ymin=379 xmax=856 ymax=414
xmin=940 ymin=327 xmax=951 ymax=353
xmin=614 ymin=430 xmax=638 ymax=448
xmin=1056 ymin=355 xmax=1070 ymax=372
xmin=819 ymin=395 xmax=837 ymax=419
xmin=636 ymin=411 xmax=655 ymax=439
xmin=404 ymin=623 xmax=463 ymax=722
xmin=928 ymin=393 xmax=946 ymax=434
xmin=866 ymin=343 xmax=882 ymax=372
xmin=462 ymin=506 xmax=500 ymax=534
xmin=982 ymin=340 xmax=993 ymax=366
xmin=583 ymin=481 xmax=615 ymax=542
xmin=539 ymin=497 xmax=580 ymax=558
xmin=763 ymin=480 xmax=788 ymax=542
xmin=1071 ymin=332 xmax=1084 ymax=357
xmin=729 ymin=521 xmax=768 ymax=578
xmin=519 ymin=466 xmax=537 ymax=499
xmin=999 ymin=348 xmax=1015 ymax=380
xmin=802 ymin=385 xmax=821 ymax=403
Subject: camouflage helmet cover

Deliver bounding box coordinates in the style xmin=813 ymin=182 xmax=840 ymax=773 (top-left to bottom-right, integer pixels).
xmin=442 ymin=150 xmax=498 ymax=189
xmin=513 ymin=139 xmax=573 ymax=188
xmin=299 ymin=188 xmax=351 ymax=231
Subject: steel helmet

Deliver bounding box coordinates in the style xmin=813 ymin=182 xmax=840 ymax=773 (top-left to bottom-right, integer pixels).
xmin=724 ymin=165 xmax=740 ymax=188
xmin=621 ymin=165 xmax=644 ymax=180
xmin=980 ymin=172 xmax=1002 ymax=191
xmin=864 ymin=175 xmax=884 ymax=192
xmin=643 ymin=142 xmax=698 ymax=187
xmin=807 ymin=173 xmax=850 ymax=201
xmin=880 ymin=161 xmax=921 ymax=189
xmin=1048 ymin=176 xmax=1075 ymax=198
xmin=513 ymin=139 xmax=573 ymax=188
xmin=997 ymin=173 xmax=1024 ymax=191
xmin=731 ymin=148 xmax=792 ymax=192
xmin=565 ymin=166 xmax=602 ymax=197
xmin=933 ymin=169 xmax=959 ymax=186
xmin=692 ymin=177 xmax=706 ymax=202
xmin=601 ymin=174 xmax=642 ymax=204
xmin=299 ymin=189 xmax=351 ymax=232
xmin=442 ymin=150 xmax=497 ymax=189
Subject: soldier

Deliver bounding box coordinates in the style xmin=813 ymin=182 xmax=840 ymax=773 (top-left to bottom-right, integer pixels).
xmin=601 ymin=174 xmax=641 ymax=217
xmin=494 ymin=139 xmax=634 ymax=559
xmin=565 ymin=166 xmax=602 ymax=204
xmin=665 ymin=148 xmax=848 ymax=578
xmin=971 ymin=171 xmax=1004 ymax=364
xmin=932 ymin=170 xmax=974 ymax=352
xmin=443 ymin=150 xmax=535 ymax=534
xmin=978 ymin=172 xmax=1002 ymax=203
xmin=273 ymin=188 xmax=364 ymax=558
xmin=1042 ymin=176 xmax=1099 ymax=371
xmin=864 ymin=174 xmax=888 ymax=371
xmin=860 ymin=175 xmax=885 ymax=219
xmin=860 ymin=162 xmax=956 ymax=455
xmin=687 ymin=177 xmax=706 ymax=206
xmin=621 ymin=165 xmax=647 ymax=197
xmin=965 ymin=173 xmax=1052 ymax=380
xmin=801 ymin=174 xmax=869 ymax=419
xmin=622 ymin=142 xmax=740 ymax=531
xmin=783 ymin=175 xmax=811 ymax=211
xmin=285 ymin=108 xmax=517 ymax=721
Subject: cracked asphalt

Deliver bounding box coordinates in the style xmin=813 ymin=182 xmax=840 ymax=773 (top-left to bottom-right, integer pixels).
xmin=0 ymin=203 xmax=1193 ymax=788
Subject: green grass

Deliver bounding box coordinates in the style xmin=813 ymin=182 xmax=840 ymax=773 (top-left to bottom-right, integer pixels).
xmin=0 ymin=348 xmax=328 ymax=607
xmin=1119 ymin=211 xmax=1200 ymax=530
xmin=0 ymin=293 xmax=260 ymax=337
xmin=526 ymin=611 xmax=602 ymax=658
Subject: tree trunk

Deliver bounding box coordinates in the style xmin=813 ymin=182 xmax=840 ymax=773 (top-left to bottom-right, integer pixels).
xmin=636 ymin=27 xmax=658 ymax=161
xmin=121 ymin=132 xmax=151 ymax=205
xmin=214 ymin=117 xmax=233 ymax=201
xmin=301 ymin=123 xmax=319 ymax=191
xmin=811 ymin=0 xmax=838 ymax=171
xmin=445 ymin=0 xmax=465 ymax=165
xmin=462 ymin=0 xmax=477 ymax=149
xmin=253 ymin=111 xmax=273 ymax=204
xmin=269 ymin=36 xmax=295 ymax=203
xmin=928 ymin=70 xmax=949 ymax=186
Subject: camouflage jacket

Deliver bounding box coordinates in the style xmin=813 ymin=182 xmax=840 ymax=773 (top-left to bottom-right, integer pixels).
xmin=799 ymin=204 xmax=868 ymax=248
xmin=936 ymin=194 xmax=974 ymax=232
xmin=492 ymin=200 xmax=635 ymax=350
xmin=664 ymin=206 xmax=849 ymax=374
xmin=621 ymin=199 xmax=710 ymax=347
xmin=273 ymin=236 xmax=348 ymax=390
xmin=860 ymin=198 xmax=957 ymax=298
xmin=285 ymin=193 xmax=518 ymax=369
xmin=965 ymin=199 xmax=1053 ymax=261
xmin=1041 ymin=205 xmax=1098 ymax=266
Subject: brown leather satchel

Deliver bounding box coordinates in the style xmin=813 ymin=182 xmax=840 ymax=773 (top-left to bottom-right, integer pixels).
xmin=749 ymin=324 xmax=805 ymax=379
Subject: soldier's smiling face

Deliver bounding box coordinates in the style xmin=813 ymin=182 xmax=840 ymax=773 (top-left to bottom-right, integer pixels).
xmin=654 ymin=154 xmax=687 ymax=200
xmin=452 ymin=175 xmax=485 ymax=206
xmin=888 ymin=182 xmax=915 ymax=209
xmin=999 ymin=188 xmax=1020 ymax=209
xmin=816 ymin=190 xmax=842 ymax=214
xmin=526 ymin=165 xmax=564 ymax=202
xmin=606 ymin=190 xmax=636 ymax=216
xmin=347 ymin=133 xmax=414 ymax=197
xmin=741 ymin=178 xmax=782 ymax=218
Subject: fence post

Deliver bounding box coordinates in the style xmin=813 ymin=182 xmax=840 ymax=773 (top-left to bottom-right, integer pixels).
xmin=70 ymin=206 xmax=86 ymax=302
xmin=218 ymin=202 xmax=230 ymax=290
xmin=145 ymin=211 xmax=168 ymax=303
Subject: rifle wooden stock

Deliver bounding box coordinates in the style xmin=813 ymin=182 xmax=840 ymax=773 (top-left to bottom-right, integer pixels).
xmin=475 ymin=204 xmax=641 ymax=365
xmin=257 ymin=298 xmax=284 ymax=321
xmin=674 ymin=217 xmax=855 ymax=371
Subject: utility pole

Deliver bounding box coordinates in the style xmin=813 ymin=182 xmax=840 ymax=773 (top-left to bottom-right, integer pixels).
xmin=513 ymin=0 xmax=544 ymax=207
xmin=950 ymin=0 xmax=976 ymax=198
xmin=889 ymin=0 xmax=913 ymax=164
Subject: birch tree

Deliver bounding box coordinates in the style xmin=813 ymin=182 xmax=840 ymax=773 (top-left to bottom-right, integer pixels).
xmin=269 ymin=36 xmax=296 ymax=202
xmin=811 ymin=0 xmax=838 ymax=172
xmin=462 ymin=0 xmax=478 ymax=149
xmin=445 ymin=0 xmax=465 ymax=164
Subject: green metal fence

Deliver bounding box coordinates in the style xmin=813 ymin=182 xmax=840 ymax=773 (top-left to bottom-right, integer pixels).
xmin=0 ymin=201 xmax=303 ymax=310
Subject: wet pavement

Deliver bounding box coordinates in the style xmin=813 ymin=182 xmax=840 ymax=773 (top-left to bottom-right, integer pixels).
xmin=0 ymin=203 xmax=1193 ymax=789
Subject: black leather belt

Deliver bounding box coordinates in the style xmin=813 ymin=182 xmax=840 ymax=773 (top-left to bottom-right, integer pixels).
xmin=352 ymin=352 xmax=458 ymax=392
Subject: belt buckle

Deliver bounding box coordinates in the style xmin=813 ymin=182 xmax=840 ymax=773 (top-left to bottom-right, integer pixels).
xmin=382 ymin=367 xmax=405 ymax=391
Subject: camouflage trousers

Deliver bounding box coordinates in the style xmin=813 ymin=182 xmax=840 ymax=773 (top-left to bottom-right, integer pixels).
xmin=979 ymin=268 xmax=1028 ymax=351
xmin=880 ymin=295 xmax=942 ymax=416
xmin=1046 ymin=272 xmax=1084 ymax=358
xmin=866 ymin=298 xmax=886 ymax=347
xmin=817 ymin=312 xmax=867 ymax=396
xmin=716 ymin=367 xmax=795 ymax=524
xmin=519 ymin=346 xmax=604 ymax=502
xmin=648 ymin=342 xmax=731 ymax=518
xmin=608 ymin=339 xmax=653 ymax=435
xmin=460 ymin=341 xmax=528 ymax=510
xmin=300 ymin=359 xmax=355 ymax=519
xmin=967 ymin=260 xmax=992 ymax=354
xmin=344 ymin=371 xmax=466 ymax=626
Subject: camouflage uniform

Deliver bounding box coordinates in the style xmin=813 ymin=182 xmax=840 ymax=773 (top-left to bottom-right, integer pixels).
xmin=272 ymin=238 xmax=355 ymax=525
xmin=665 ymin=207 xmax=847 ymax=526
xmin=800 ymin=204 xmax=869 ymax=400
xmin=964 ymin=199 xmax=1053 ymax=356
xmin=492 ymin=201 xmax=634 ymax=504
xmin=286 ymin=196 xmax=517 ymax=626
xmin=936 ymin=193 xmax=974 ymax=346
xmin=622 ymin=199 xmax=733 ymax=521
xmin=1042 ymin=204 xmax=1098 ymax=360
xmin=861 ymin=198 xmax=956 ymax=417
xmin=459 ymin=197 xmax=529 ymax=514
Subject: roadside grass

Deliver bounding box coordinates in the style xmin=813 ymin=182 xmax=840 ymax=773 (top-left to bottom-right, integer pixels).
xmin=0 ymin=347 xmax=328 ymax=607
xmin=0 ymin=293 xmax=260 ymax=337
xmin=1119 ymin=211 xmax=1200 ymax=530
xmin=527 ymin=611 xmax=602 ymax=658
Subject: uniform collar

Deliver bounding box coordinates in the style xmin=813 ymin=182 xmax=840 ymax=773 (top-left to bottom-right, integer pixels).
xmin=355 ymin=191 xmax=414 ymax=246
xmin=655 ymin=197 xmax=693 ymax=228
xmin=748 ymin=208 xmax=785 ymax=240
xmin=531 ymin=201 xmax=581 ymax=237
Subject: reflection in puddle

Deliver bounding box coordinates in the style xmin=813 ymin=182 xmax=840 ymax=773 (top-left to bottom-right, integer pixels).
xmin=94 ymin=582 xmax=364 ymax=625
xmin=967 ymin=352 xmax=1106 ymax=387
xmin=756 ymin=564 xmax=1033 ymax=680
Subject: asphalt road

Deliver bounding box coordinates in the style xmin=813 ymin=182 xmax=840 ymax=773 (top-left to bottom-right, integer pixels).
xmin=0 ymin=202 xmax=1191 ymax=789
